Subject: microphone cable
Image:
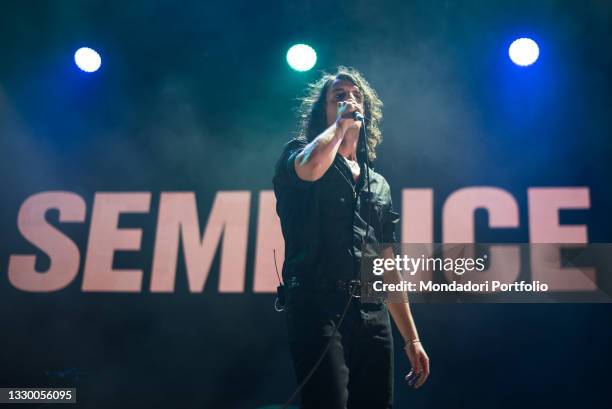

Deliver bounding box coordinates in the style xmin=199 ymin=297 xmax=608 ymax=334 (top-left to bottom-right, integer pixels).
xmin=281 ymin=113 xmax=371 ymax=409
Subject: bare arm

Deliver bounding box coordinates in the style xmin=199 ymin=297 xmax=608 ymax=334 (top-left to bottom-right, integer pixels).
xmin=382 ymin=246 xmax=420 ymax=340
xmin=294 ymin=100 xmax=360 ymax=181
xmin=381 ymin=246 xmax=430 ymax=388
xmin=294 ymin=122 xmax=345 ymax=181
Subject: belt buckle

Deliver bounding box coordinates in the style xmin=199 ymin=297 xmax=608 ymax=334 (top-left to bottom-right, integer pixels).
xmin=348 ymin=279 xmax=361 ymax=298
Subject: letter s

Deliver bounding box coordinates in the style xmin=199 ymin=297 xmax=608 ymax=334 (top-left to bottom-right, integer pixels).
xmin=8 ymin=191 xmax=86 ymax=292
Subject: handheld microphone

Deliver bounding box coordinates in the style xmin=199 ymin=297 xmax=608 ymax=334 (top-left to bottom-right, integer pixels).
xmin=352 ymin=111 xmax=364 ymax=121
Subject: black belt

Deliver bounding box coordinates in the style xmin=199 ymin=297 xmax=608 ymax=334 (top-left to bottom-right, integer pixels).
xmin=286 ymin=276 xmax=362 ymax=298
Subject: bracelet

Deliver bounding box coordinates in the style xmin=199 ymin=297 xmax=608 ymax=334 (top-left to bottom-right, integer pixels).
xmin=404 ymin=339 xmax=421 ymax=348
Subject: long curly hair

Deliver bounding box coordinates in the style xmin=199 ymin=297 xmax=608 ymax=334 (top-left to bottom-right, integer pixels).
xmin=295 ymin=66 xmax=383 ymax=162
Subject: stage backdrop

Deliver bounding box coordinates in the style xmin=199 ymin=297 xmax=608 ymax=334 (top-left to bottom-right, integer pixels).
xmin=1 ymin=1 xmax=611 ymax=408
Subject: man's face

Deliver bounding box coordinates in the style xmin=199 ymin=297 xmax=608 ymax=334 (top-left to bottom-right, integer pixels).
xmin=325 ymin=79 xmax=365 ymax=127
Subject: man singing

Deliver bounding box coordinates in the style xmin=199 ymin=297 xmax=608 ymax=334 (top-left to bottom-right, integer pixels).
xmin=273 ymin=67 xmax=429 ymax=408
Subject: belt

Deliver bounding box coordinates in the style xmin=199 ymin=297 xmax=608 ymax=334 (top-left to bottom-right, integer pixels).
xmin=286 ymin=276 xmax=362 ymax=298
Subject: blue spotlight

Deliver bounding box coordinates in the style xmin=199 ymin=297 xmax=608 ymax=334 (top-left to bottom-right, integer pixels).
xmin=286 ymin=44 xmax=317 ymax=72
xmin=508 ymin=38 xmax=539 ymax=67
xmin=74 ymin=47 xmax=102 ymax=72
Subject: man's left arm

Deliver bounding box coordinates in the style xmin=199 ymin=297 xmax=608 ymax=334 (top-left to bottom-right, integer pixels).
xmin=381 ymin=244 xmax=430 ymax=388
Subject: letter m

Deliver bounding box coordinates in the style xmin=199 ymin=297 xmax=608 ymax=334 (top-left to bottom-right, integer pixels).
xmin=150 ymin=191 xmax=250 ymax=293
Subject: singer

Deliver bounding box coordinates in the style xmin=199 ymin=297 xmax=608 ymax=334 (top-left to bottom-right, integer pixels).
xmin=273 ymin=67 xmax=429 ymax=408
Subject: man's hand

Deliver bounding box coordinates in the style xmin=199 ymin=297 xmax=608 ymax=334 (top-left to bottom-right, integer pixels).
xmin=335 ymin=100 xmax=363 ymax=134
xmin=404 ymin=341 xmax=430 ymax=389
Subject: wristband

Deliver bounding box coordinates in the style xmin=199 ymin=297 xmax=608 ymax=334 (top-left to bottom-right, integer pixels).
xmin=404 ymin=339 xmax=421 ymax=348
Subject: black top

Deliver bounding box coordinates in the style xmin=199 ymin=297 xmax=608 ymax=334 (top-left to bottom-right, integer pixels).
xmin=272 ymin=138 xmax=400 ymax=286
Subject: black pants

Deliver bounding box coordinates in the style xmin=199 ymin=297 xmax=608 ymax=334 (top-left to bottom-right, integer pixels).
xmin=286 ymin=288 xmax=394 ymax=409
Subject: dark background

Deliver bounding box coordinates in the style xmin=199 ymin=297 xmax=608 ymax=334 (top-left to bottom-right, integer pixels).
xmin=1 ymin=0 xmax=611 ymax=408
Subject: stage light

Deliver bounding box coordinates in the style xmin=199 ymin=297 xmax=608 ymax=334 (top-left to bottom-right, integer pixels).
xmin=286 ymin=44 xmax=317 ymax=72
xmin=74 ymin=47 xmax=101 ymax=72
xmin=508 ymin=38 xmax=539 ymax=67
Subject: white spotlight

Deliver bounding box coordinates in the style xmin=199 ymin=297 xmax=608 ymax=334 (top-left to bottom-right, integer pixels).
xmin=508 ymin=38 xmax=539 ymax=67
xmin=74 ymin=47 xmax=102 ymax=73
xmin=286 ymin=44 xmax=317 ymax=72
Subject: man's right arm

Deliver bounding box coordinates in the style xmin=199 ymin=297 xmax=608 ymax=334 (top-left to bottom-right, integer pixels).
xmin=294 ymin=100 xmax=360 ymax=182
xmin=294 ymin=122 xmax=345 ymax=182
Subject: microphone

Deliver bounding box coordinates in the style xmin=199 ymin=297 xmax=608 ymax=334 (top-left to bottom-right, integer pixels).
xmin=352 ymin=111 xmax=364 ymax=121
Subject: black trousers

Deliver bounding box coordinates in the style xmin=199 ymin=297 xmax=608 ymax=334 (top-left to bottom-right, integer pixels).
xmin=286 ymin=288 xmax=394 ymax=409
